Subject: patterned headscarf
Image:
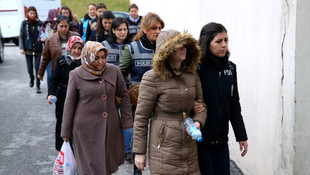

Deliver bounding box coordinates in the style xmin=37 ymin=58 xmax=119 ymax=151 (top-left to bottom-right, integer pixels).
xmin=81 ymin=41 xmax=108 ymax=76
xmin=66 ymin=36 xmax=84 ymax=59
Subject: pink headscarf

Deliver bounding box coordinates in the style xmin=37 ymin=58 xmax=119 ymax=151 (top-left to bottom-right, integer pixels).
xmin=81 ymin=41 xmax=108 ymax=76
xmin=66 ymin=36 xmax=84 ymax=55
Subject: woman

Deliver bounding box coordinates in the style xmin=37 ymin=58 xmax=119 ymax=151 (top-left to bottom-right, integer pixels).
xmin=133 ymin=29 xmax=207 ymax=174
xmin=38 ymin=15 xmax=80 ymax=83
xmin=47 ymin=36 xmax=83 ymax=151
xmin=88 ymin=2 xmax=107 ymax=42
xmin=119 ymin=12 xmax=164 ymax=174
xmin=38 ymin=8 xmax=58 ymax=43
xmin=126 ymin=3 xmax=143 ymax=40
xmin=61 ymin=41 xmax=133 ymax=175
xmin=19 ymin=6 xmax=43 ymax=93
xmin=78 ymin=3 xmax=96 ymax=43
xmin=57 ymin=5 xmax=79 ymax=32
xmin=101 ymin=17 xmax=131 ymax=66
xmin=197 ymin=22 xmax=248 ymax=175
xmin=95 ymin=10 xmax=115 ymax=42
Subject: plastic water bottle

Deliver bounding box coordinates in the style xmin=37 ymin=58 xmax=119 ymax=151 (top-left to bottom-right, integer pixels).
xmin=40 ymin=31 xmax=46 ymax=40
xmin=51 ymin=96 xmax=57 ymax=103
xmin=183 ymin=112 xmax=203 ymax=142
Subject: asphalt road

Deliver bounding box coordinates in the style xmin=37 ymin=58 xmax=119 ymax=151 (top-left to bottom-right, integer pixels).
xmin=0 ymin=44 xmax=243 ymax=175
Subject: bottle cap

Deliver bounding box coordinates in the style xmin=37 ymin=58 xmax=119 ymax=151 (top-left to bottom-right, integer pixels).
xmin=197 ymin=137 xmax=203 ymax=142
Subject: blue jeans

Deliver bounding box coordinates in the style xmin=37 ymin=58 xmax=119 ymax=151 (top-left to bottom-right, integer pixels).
xmin=123 ymin=128 xmax=133 ymax=153
xmin=46 ymin=61 xmax=51 ymax=87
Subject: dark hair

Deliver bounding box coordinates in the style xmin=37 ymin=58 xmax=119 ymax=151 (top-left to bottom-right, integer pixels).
xmin=96 ymin=11 xmax=115 ymax=42
xmin=198 ymin=22 xmax=230 ymax=60
xmin=27 ymin=6 xmax=38 ymax=17
xmin=133 ymin=12 xmax=165 ymax=41
xmin=56 ymin=15 xmax=70 ymax=27
xmin=96 ymin=2 xmax=107 ymax=10
xmin=128 ymin=3 xmax=139 ymax=11
xmin=88 ymin=3 xmax=96 ymax=9
xmin=60 ymin=6 xmax=79 ymax=25
xmin=107 ymin=17 xmax=131 ymax=44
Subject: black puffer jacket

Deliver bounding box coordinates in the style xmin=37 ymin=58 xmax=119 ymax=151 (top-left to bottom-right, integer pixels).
xmin=197 ymin=54 xmax=247 ymax=146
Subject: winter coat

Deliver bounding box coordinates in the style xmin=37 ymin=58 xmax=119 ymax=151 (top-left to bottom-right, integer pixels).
xmin=38 ymin=31 xmax=80 ymax=77
xmin=197 ymin=54 xmax=248 ymax=146
xmin=19 ymin=19 xmax=43 ymax=55
xmin=133 ymin=30 xmax=207 ymax=175
xmin=61 ymin=64 xmax=133 ymax=175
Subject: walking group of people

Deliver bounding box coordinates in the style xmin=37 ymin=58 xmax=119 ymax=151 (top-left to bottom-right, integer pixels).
xmin=19 ymin=2 xmax=248 ymax=175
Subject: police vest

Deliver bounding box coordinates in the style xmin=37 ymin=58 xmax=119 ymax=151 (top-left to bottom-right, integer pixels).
xmin=128 ymin=23 xmax=141 ymax=36
xmin=102 ymin=40 xmax=125 ymax=66
xmin=128 ymin=40 xmax=154 ymax=83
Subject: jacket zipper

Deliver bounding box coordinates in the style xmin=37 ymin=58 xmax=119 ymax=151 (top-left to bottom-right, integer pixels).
xmin=157 ymin=125 xmax=166 ymax=149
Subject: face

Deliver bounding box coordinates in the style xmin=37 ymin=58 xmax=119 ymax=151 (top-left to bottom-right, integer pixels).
xmin=88 ymin=5 xmax=96 ymax=17
xmin=61 ymin=9 xmax=70 ymax=18
xmin=209 ymin=32 xmax=228 ymax=57
xmin=112 ymin=23 xmax=128 ymax=43
xmin=28 ymin=10 xmax=37 ymax=19
xmin=102 ymin=19 xmax=113 ymax=31
xmin=171 ymin=47 xmax=187 ymax=63
xmin=57 ymin=21 xmax=69 ymax=37
xmin=91 ymin=50 xmax=106 ymax=70
xmin=144 ymin=22 xmax=162 ymax=44
xmin=129 ymin=8 xmax=138 ymax=19
xmin=96 ymin=8 xmax=105 ymax=18
xmin=70 ymin=43 xmax=83 ymax=57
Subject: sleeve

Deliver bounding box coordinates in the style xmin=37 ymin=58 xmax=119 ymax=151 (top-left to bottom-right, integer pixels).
xmin=48 ymin=57 xmax=61 ymax=96
xmin=229 ymin=65 xmax=248 ymax=142
xmin=38 ymin=37 xmax=52 ymax=77
xmin=119 ymin=45 xmax=132 ymax=78
xmin=61 ymin=71 xmax=78 ymax=138
xmin=132 ymin=71 xmax=158 ymax=154
xmin=115 ymin=68 xmax=133 ymax=128
xmin=19 ymin=22 xmax=24 ymax=50
xmin=78 ymin=18 xmax=83 ymax=36
xmin=192 ymin=73 xmax=207 ymax=128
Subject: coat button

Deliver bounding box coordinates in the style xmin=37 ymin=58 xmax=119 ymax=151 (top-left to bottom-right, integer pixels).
xmin=99 ymin=79 xmax=104 ymax=83
xmin=101 ymin=94 xmax=107 ymax=101
xmin=101 ymin=112 xmax=108 ymax=118
xmin=185 ymin=88 xmax=188 ymax=91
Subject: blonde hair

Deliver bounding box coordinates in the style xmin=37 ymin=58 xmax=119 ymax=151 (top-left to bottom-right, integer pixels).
xmin=133 ymin=12 xmax=165 ymax=41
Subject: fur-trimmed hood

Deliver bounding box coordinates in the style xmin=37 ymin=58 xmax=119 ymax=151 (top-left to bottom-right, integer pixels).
xmin=152 ymin=29 xmax=202 ymax=80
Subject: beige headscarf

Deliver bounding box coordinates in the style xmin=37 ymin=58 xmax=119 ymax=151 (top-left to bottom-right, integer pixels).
xmin=81 ymin=41 xmax=108 ymax=76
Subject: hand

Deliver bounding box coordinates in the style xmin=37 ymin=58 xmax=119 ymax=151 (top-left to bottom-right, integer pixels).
xmin=239 ymin=141 xmax=248 ymax=157
xmin=37 ymin=74 xmax=43 ymax=81
xmin=193 ymin=100 xmax=205 ymax=114
xmin=40 ymin=38 xmax=46 ymax=42
xmin=135 ymin=154 xmax=146 ymax=170
xmin=115 ymin=96 xmax=122 ymax=105
xmin=20 ymin=49 xmax=25 ymax=55
xmin=63 ymin=137 xmax=69 ymax=142
xmin=47 ymin=95 xmax=57 ymax=104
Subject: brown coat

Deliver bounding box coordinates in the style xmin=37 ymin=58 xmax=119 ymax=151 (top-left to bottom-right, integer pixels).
xmin=38 ymin=31 xmax=80 ymax=77
xmin=133 ymin=30 xmax=207 ymax=174
xmin=61 ymin=64 xmax=133 ymax=175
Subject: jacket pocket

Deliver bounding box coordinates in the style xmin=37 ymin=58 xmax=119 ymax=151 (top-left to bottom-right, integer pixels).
xmin=157 ymin=124 xmax=167 ymax=149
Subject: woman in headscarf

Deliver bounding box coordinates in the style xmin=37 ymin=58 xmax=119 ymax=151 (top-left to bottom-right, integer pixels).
xmin=61 ymin=41 xmax=133 ymax=175
xmin=47 ymin=36 xmax=83 ymax=151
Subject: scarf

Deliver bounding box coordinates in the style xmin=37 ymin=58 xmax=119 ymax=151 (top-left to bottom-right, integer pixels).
xmin=140 ymin=34 xmax=156 ymax=50
xmin=81 ymin=41 xmax=108 ymax=76
xmin=26 ymin=16 xmax=38 ymax=24
xmin=65 ymin=36 xmax=84 ymax=63
xmin=129 ymin=15 xmax=140 ymax=23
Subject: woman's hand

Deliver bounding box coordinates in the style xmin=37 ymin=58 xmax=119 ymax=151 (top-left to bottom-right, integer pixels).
xmin=115 ymin=96 xmax=122 ymax=105
xmin=186 ymin=121 xmax=201 ymax=138
xmin=37 ymin=74 xmax=43 ymax=81
xmin=135 ymin=154 xmax=146 ymax=170
xmin=239 ymin=140 xmax=248 ymax=157
xmin=47 ymin=95 xmax=57 ymax=104
xmin=20 ymin=49 xmax=25 ymax=55
xmin=62 ymin=137 xmax=69 ymax=142
xmin=193 ymin=100 xmax=205 ymax=113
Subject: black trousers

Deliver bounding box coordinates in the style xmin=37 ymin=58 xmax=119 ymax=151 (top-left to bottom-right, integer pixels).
xmin=25 ymin=54 xmax=41 ymax=87
xmin=55 ymin=91 xmax=66 ymax=151
xmin=197 ymin=143 xmax=230 ymax=175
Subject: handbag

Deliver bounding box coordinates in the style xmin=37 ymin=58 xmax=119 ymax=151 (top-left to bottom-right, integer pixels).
xmin=53 ymin=142 xmax=78 ymax=175
xmin=129 ymin=83 xmax=140 ymax=108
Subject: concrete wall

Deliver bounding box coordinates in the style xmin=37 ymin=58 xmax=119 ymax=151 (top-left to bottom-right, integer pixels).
xmin=130 ymin=0 xmax=309 ymax=174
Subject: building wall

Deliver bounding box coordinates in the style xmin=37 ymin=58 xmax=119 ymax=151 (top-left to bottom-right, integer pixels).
xmin=130 ymin=0 xmax=309 ymax=174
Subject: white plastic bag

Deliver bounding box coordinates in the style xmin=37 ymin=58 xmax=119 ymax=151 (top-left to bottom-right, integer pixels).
xmin=53 ymin=142 xmax=78 ymax=175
